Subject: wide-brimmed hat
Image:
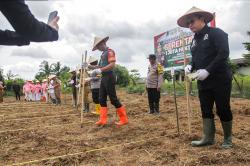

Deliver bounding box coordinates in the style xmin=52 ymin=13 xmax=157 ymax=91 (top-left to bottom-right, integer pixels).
xmin=48 ymin=75 xmax=56 ymax=80
xmin=177 ymin=6 xmax=213 ymax=28
xmin=35 ymin=80 xmax=40 ymax=83
xmin=92 ymin=36 xmax=109 ymax=51
xmin=88 ymin=56 xmax=98 ymax=64
xmin=42 ymin=79 xmax=47 ymax=82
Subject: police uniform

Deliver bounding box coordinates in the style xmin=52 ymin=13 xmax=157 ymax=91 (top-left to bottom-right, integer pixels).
xmin=146 ymin=61 xmax=164 ymax=114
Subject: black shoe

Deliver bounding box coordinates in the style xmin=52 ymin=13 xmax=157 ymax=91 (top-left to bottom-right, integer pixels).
xmin=154 ymin=102 xmax=160 ymax=114
xmin=149 ymin=102 xmax=155 ymax=114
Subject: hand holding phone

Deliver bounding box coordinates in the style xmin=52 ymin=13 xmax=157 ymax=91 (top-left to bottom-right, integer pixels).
xmin=48 ymin=11 xmax=59 ymax=31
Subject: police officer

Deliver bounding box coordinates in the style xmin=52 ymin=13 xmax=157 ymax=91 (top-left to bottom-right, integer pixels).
xmin=146 ymin=54 xmax=164 ymax=114
xmin=178 ymin=7 xmax=233 ymax=148
xmin=90 ymin=36 xmax=128 ymax=126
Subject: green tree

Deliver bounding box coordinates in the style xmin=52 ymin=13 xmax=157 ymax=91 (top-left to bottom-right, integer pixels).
xmin=243 ymin=31 xmax=250 ymax=65
xmin=129 ymin=69 xmax=141 ymax=85
xmin=35 ymin=60 xmax=53 ymax=80
xmin=113 ymin=64 xmax=130 ymax=87
xmin=0 ymin=68 xmax=4 ymax=83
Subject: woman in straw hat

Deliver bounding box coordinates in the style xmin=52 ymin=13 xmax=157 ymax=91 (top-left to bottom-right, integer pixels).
xmin=89 ymin=36 xmax=128 ymax=126
xmin=178 ymin=7 xmax=233 ymax=149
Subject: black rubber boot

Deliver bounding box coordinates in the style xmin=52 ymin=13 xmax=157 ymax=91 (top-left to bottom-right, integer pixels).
xmin=154 ymin=102 xmax=160 ymax=115
xmin=149 ymin=102 xmax=154 ymax=114
xmin=221 ymin=121 xmax=233 ymax=149
xmin=191 ymin=118 xmax=215 ymax=147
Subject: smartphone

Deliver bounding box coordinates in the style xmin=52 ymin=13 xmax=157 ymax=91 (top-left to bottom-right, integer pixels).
xmin=47 ymin=11 xmax=58 ymax=24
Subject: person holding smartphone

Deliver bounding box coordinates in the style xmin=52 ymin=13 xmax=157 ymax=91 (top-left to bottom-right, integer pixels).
xmin=0 ymin=0 xmax=59 ymax=46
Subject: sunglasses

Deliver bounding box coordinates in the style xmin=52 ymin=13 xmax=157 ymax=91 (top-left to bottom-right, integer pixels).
xmin=186 ymin=19 xmax=195 ymax=25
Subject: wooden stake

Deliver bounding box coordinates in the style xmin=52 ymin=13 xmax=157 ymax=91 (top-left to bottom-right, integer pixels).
xmin=181 ymin=29 xmax=192 ymax=135
xmin=172 ymin=68 xmax=180 ymax=135
xmin=81 ymin=51 xmax=87 ymax=127
xmin=76 ymin=54 xmax=84 ymax=111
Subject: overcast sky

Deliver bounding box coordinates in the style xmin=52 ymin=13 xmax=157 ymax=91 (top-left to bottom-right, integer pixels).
xmin=0 ymin=0 xmax=249 ymax=79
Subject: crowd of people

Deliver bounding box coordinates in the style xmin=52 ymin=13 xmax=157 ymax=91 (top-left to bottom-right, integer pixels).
xmin=0 ymin=0 xmax=234 ymax=149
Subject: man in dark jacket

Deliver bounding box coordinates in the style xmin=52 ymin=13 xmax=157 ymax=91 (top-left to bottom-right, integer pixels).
xmin=0 ymin=0 xmax=59 ymax=46
xmin=12 ymin=80 xmax=21 ymax=101
xmin=178 ymin=7 xmax=233 ymax=149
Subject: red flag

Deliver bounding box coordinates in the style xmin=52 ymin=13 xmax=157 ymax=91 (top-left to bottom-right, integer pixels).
xmin=210 ymin=12 xmax=216 ymax=28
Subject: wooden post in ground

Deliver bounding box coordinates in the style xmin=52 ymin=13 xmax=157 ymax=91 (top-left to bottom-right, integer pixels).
xmin=81 ymin=51 xmax=87 ymax=127
xmin=76 ymin=54 xmax=84 ymax=111
xmin=181 ymin=30 xmax=192 ymax=135
xmin=172 ymin=68 xmax=180 ymax=135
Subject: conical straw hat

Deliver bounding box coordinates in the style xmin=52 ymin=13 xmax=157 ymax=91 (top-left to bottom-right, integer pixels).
xmin=88 ymin=56 xmax=98 ymax=64
xmin=48 ymin=74 xmax=56 ymax=80
xmin=177 ymin=6 xmax=213 ymax=28
xmin=92 ymin=36 xmax=109 ymax=51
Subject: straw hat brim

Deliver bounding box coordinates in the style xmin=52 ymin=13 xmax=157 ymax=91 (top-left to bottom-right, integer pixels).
xmin=48 ymin=75 xmax=56 ymax=80
xmin=177 ymin=11 xmax=213 ymax=28
xmin=88 ymin=56 xmax=98 ymax=64
xmin=92 ymin=36 xmax=109 ymax=51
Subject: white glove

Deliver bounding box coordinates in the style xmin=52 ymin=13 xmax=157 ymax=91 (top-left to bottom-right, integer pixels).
xmin=196 ymin=69 xmax=209 ymax=81
xmin=92 ymin=68 xmax=102 ymax=75
xmin=81 ymin=62 xmax=88 ymax=69
xmin=184 ymin=65 xmax=192 ymax=74
xmin=69 ymin=80 xmax=74 ymax=85
xmin=84 ymin=77 xmax=92 ymax=82
xmin=75 ymin=84 xmax=80 ymax=88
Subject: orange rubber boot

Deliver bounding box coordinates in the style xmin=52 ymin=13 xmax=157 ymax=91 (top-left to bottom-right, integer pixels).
xmin=115 ymin=106 xmax=128 ymax=126
xmin=95 ymin=107 xmax=108 ymax=126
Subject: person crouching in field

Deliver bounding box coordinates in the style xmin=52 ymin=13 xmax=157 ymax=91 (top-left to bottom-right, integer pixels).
xmin=146 ymin=54 xmax=164 ymax=115
xmin=87 ymin=56 xmax=101 ymax=115
xmin=35 ymin=80 xmax=42 ymax=101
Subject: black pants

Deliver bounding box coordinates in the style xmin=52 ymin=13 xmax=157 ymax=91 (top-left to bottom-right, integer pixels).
xmin=147 ymin=88 xmax=160 ymax=105
xmin=99 ymin=73 xmax=122 ymax=108
xmin=91 ymin=88 xmax=100 ymax=104
xmin=14 ymin=91 xmax=20 ymax=100
xmin=198 ymin=83 xmax=233 ymax=122
xmin=72 ymin=87 xmax=77 ymax=106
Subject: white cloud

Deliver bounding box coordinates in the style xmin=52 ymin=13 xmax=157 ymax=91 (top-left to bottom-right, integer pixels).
xmin=0 ymin=0 xmax=249 ymax=78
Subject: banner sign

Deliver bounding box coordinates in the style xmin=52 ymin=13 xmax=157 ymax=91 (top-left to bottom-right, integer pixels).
xmin=154 ymin=27 xmax=193 ymax=71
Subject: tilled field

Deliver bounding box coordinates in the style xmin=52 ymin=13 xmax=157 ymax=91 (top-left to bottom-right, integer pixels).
xmin=0 ymin=90 xmax=249 ymax=166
